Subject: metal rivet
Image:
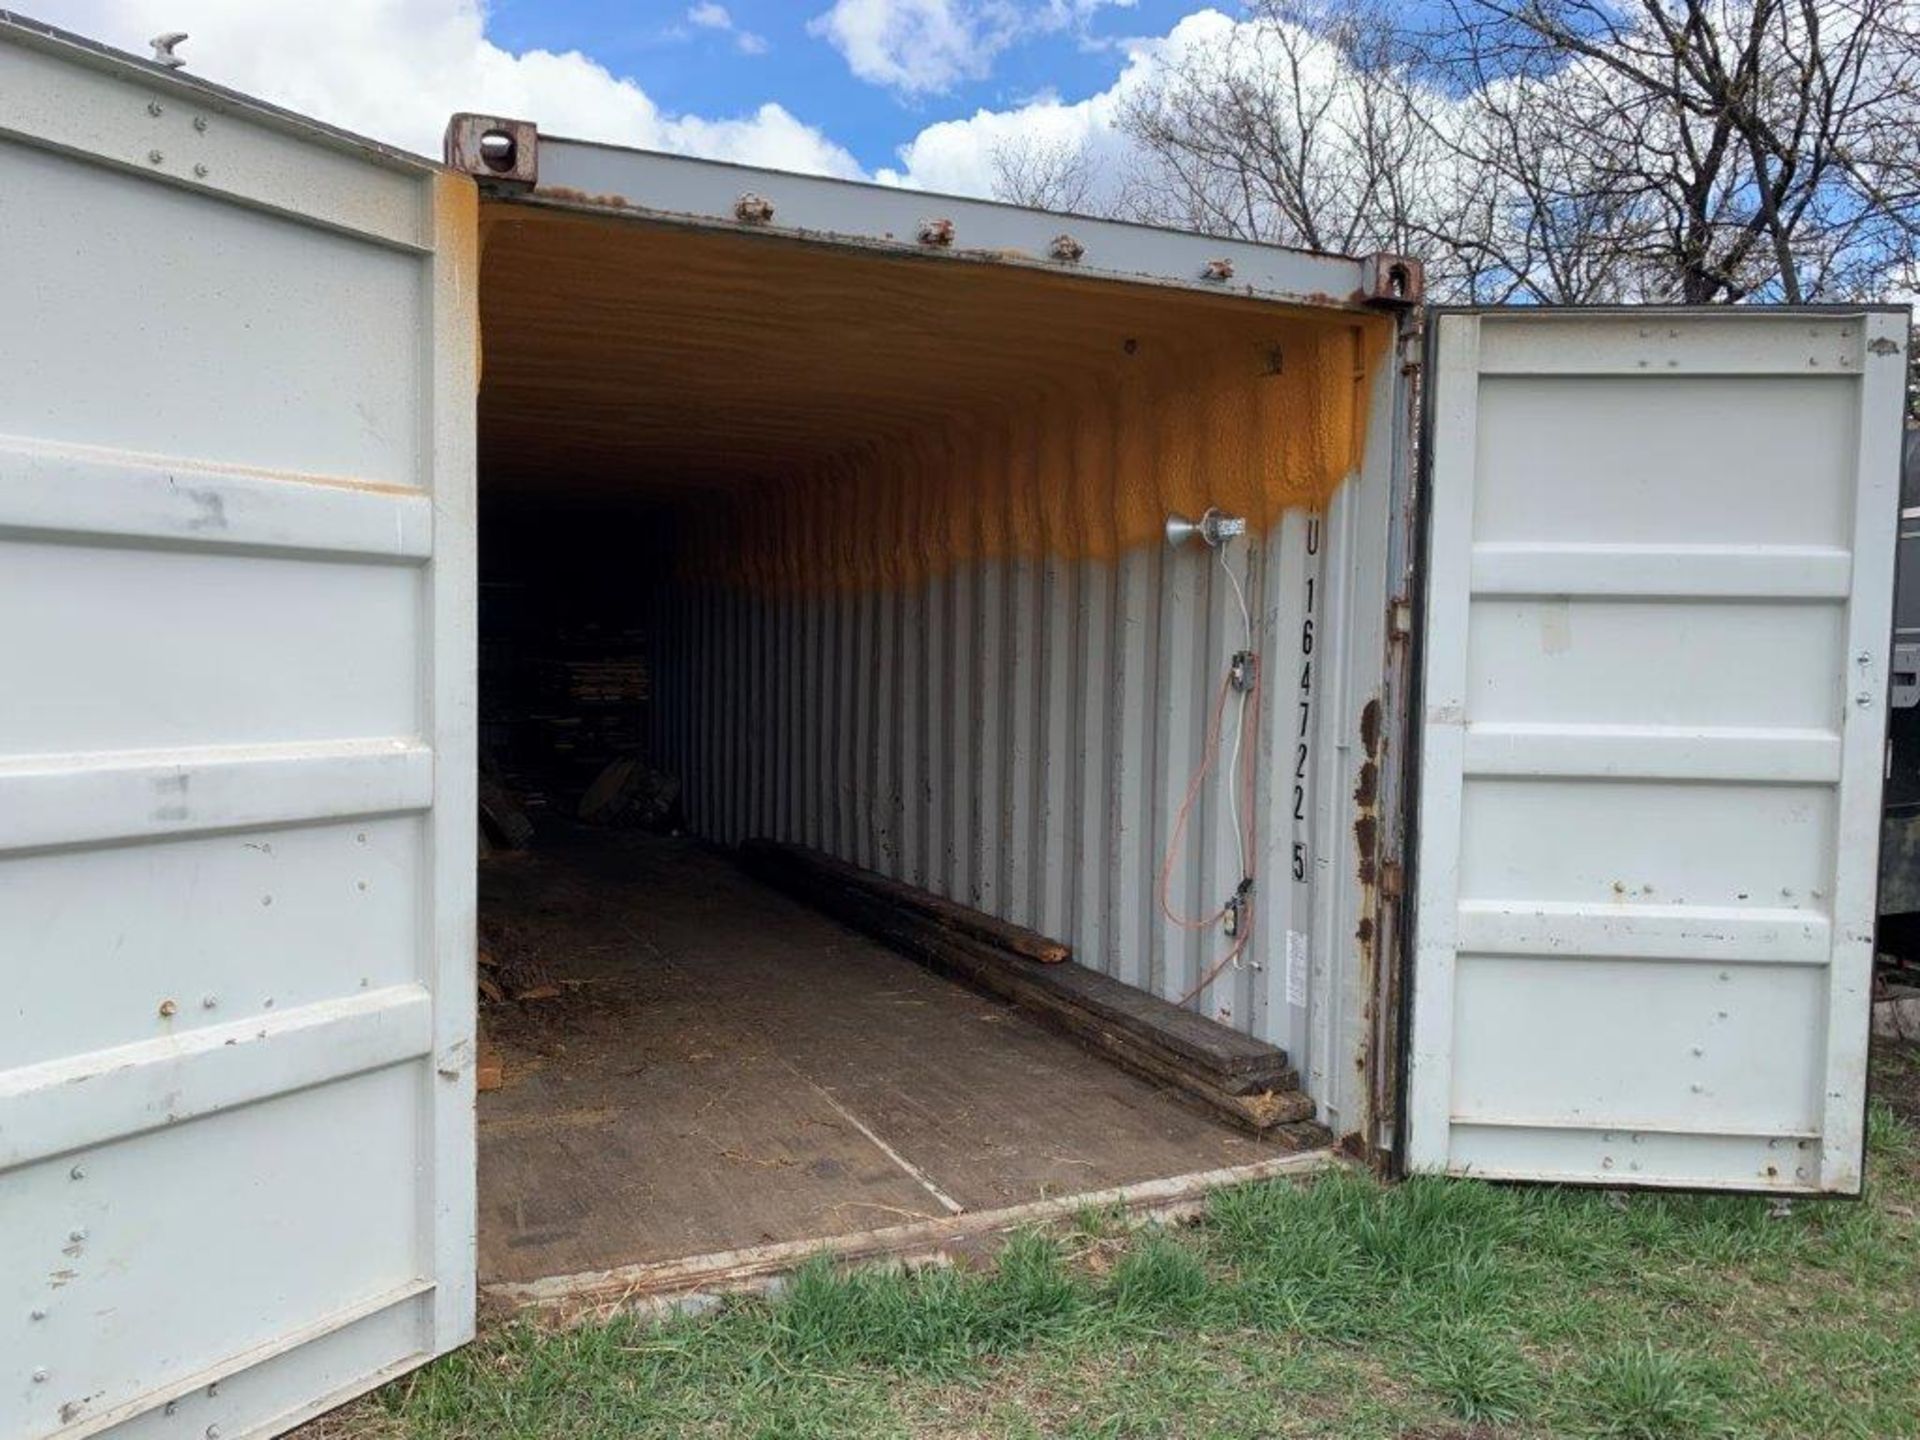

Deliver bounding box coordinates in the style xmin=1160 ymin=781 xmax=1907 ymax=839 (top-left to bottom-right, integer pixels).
xmin=193 ymin=164 xmax=208 ymax=178
xmin=69 ymin=1165 xmax=85 ymax=1181
xmin=147 ymin=101 xmax=163 ymax=116
xmin=159 ymin=998 xmax=178 ymax=1018
xmin=1857 ymin=691 xmax=1874 ymax=707
xmin=33 ymin=1369 xmax=49 ymax=1384
xmin=148 ymin=150 xmax=164 ymax=164
xmin=193 ymin=115 xmax=208 ymax=132
xmin=202 ymin=995 xmax=217 ymax=1010
xmin=30 ymin=1308 xmax=47 ymax=1321
xmin=207 ymin=1426 xmax=221 ymax=1439
xmin=262 ymin=895 xmax=272 ymax=906
xmin=165 ymin=1403 xmax=178 ymax=1417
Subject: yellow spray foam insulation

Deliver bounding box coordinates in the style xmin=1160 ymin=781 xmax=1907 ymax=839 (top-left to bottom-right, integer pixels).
xmin=473 ymin=201 xmax=1388 ymax=572
xmin=687 ymin=314 xmax=1387 ymax=594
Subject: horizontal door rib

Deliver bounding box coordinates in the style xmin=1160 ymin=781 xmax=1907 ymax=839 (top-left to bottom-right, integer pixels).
xmin=0 ymin=738 xmax=433 ymax=851
xmin=1471 ymin=542 xmax=1851 ymax=599
xmin=1463 ymin=723 xmax=1840 ymax=783
xmin=0 ymin=984 xmax=432 ymax=1168
xmin=1455 ymin=900 xmax=1831 ymax=963
xmin=1450 ymin=1114 xmax=1819 ymax=1141
xmin=0 ymin=436 xmax=432 ymax=560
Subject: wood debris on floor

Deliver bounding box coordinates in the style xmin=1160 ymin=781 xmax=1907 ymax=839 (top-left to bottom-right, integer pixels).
xmin=475 ymin=835 xmax=1319 ymax=1288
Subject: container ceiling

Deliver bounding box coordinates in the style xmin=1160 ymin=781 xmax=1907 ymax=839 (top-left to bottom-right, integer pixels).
xmin=476 ymin=201 xmax=1362 ymax=501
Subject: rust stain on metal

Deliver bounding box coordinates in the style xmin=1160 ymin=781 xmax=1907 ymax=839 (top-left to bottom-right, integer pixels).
xmin=1049 ymin=233 xmax=1086 ymax=263
xmin=443 ymin=113 xmax=537 ymax=188
xmin=1203 ymin=257 xmax=1235 ymax=282
xmin=1359 ymin=253 xmax=1424 ymax=308
xmin=918 ymin=217 xmax=955 ymax=247
xmin=538 ymin=185 xmax=634 ymax=210
xmin=734 ymin=193 xmax=776 ymax=225
xmin=1353 ymin=814 xmax=1378 ymax=886
xmin=1358 ymin=697 xmax=1381 ymax=758
xmin=1349 ymin=692 xmax=1388 ymax=1168
xmin=1353 ymin=760 xmax=1378 ymax=810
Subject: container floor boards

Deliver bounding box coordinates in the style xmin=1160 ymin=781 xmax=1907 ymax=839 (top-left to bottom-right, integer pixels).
xmin=477 ymin=835 xmax=1288 ymax=1288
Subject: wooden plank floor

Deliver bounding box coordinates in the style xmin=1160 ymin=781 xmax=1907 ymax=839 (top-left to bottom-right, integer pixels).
xmin=477 ymin=836 xmax=1287 ymax=1286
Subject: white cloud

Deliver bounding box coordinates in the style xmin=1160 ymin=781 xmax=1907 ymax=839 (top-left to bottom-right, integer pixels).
xmin=685 ymin=1 xmax=769 ymax=56
xmin=809 ymin=0 xmax=1136 ymax=96
xmin=31 ymin=0 xmax=843 ymax=172
xmin=879 ymin=8 xmax=1232 ymax=195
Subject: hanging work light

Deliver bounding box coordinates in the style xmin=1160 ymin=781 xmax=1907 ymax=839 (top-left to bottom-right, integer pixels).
xmin=1164 ymin=507 xmax=1247 ymax=549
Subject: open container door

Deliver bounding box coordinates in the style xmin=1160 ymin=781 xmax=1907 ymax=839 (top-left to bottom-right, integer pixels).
xmin=1 ymin=18 xmax=477 ymax=1439
xmin=1406 ymin=308 xmax=1908 ymax=1192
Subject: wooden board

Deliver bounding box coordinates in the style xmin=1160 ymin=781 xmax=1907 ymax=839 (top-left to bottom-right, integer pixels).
xmin=741 ymin=841 xmax=1299 ymax=1091
xmin=477 ymin=836 xmax=1306 ymax=1286
xmin=745 ymin=841 xmax=1073 ymax=964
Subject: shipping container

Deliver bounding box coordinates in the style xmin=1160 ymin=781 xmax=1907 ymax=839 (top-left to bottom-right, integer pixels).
xmin=0 ymin=14 xmax=1910 ymax=1440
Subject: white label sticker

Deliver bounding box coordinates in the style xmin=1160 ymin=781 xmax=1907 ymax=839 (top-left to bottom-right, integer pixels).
xmin=1285 ymin=930 xmax=1309 ymax=1008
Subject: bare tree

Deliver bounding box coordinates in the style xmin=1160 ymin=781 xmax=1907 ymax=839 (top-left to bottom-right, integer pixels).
xmin=1420 ymin=0 xmax=1920 ymax=302
xmin=1116 ymin=1 xmax=1445 ymax=258
xmin=1066 ymin=0 xmax=1917 ymax=305
xmin=989 ymin=133 xmax=1102 ymax=213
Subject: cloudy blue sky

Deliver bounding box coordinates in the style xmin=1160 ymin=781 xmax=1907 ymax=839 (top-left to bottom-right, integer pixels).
xmin=486 ymin=0 xmax=1207 ymax=173
xmin=31 ymin=0 xmax=1275 ymax=197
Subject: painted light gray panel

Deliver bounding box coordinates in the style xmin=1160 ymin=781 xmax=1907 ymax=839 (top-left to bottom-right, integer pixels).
xmin=1408 ymin=308 xmax=1908 ymax=1193
xmin=0 ymin=19 xmax=477 ymax=1440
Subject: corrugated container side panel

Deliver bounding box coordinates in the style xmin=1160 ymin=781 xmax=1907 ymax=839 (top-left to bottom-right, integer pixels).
xmin=655 ymin=317 xmax=1393 ymax=1090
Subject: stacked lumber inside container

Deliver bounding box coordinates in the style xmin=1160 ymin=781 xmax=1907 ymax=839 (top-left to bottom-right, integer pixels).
xmin=741 ymin=841 xmax=1329 ymax=1148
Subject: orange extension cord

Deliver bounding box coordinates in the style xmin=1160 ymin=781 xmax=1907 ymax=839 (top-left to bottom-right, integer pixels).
xmin=1158 ymin=639 xmax=1262 ymax=1010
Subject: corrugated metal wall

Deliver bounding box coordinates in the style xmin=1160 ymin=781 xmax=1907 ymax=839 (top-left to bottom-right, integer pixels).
xmin=649 ymin=316 xmax=1398 ymax=1124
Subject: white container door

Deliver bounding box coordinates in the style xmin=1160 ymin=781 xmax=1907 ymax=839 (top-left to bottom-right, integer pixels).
xmin=1 ymin=20 xmax=477 ymax=1440
xmin=1408 ymin=308 xmax=1908 ymax=1192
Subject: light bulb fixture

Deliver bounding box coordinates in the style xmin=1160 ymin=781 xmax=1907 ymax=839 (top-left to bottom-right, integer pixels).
xmin=1164 ymin=507 xmax=1248 ymax=549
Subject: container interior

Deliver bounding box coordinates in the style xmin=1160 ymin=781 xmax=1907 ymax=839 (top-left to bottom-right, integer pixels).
xmin=471 ymin=202 xmax=1389 ymax=1295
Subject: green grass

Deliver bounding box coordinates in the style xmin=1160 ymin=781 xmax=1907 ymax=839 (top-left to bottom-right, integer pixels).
xmin=328 ymin=1101 xmax=1920 ymax=1440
